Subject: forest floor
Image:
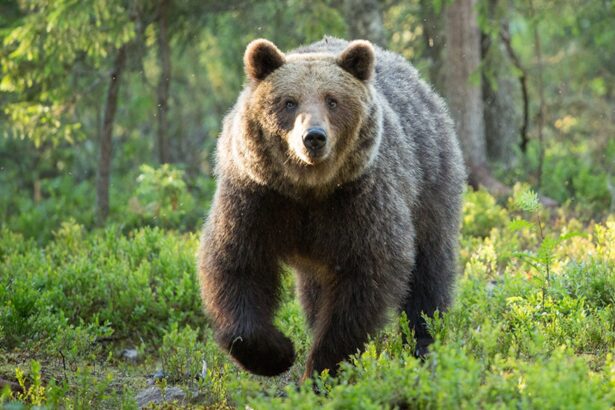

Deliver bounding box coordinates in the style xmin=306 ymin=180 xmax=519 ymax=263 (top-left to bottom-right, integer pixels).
xmin=1 ymin=187 xmax=614 ymax=409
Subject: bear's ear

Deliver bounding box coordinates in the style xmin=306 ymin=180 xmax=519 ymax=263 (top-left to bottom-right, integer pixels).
xmin=337 ymin=40 xmax=375 ymax=82
xmin=244 ymin=39 xmax=286 ymax=82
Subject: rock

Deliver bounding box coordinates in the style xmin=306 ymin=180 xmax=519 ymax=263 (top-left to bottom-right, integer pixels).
xmin=135 ymin=385 xmax=186 ymax=408
xmin=200 ymin=359 xmax=208 ymax=380
xmin=121 ymin=348 xmax=139 ymax=362
xmin=147 ymin=370 xmax=167 ymax=385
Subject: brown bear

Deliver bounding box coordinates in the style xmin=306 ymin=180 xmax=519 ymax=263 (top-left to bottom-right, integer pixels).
xmin=198 ymin=37 xmax=465 ymax=380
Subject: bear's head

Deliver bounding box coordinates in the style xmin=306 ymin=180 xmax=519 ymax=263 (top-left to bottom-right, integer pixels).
xmin=228 ymin=39 xmax=383 ymax=196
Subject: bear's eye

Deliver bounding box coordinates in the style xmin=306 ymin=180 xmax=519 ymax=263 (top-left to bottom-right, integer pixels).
xmin=284 ymin=99 xmax=297 ymax=111
xmin=326 ymin=97 xmax=338 ymax=109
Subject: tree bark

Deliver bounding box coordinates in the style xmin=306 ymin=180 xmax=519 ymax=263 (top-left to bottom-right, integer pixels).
xmin=531 ymin=8 xmax=546 ymax=189
xmin=480 ymin=0 xmax=522 ymax=168
xmin=156 ymin=0 xmax=171 ymax=164
xmin=443 ymin=0 xmax=520 ymax=200
xmin=444 ymin=0 xmax=486 ymax=167
xmin=341 ymin=0 xmax=387 ymax=46
xmin=500 ymin=23 xmax=530 ymax=154
xmin=96 ymin=45 xmax=127 ymax=224
xmin=419 ymin=0 xmax=445 ymax=92
xmin=442 ymin=0 xmax=556 ymax=206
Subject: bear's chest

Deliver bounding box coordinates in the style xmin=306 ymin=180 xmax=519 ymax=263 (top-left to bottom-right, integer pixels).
xmin=275 ymin=201 xmax=335 ymax=256
xmin=277 ymin=194 xmax=369 ymax=263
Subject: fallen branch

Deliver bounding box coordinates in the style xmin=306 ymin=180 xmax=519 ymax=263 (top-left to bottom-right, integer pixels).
xmin=468 ymin=162 xmax=558 ymax=207
xmin=468 ymin=163 xmax=511 ymax=197
xmin=0 ymin=377 xmax=22 ymax=393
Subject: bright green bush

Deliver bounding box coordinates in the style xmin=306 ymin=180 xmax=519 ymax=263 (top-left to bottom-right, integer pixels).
xmin=0 ymin=223 xmax=204 ymax=350
xmin=534 ymin=142 xmax=612 ymax=214
xmin=128 ymin=164 xmax=195 ymax=228
xmin=0 ymin=175 xmax=96 ymax=243
xmin=462 ymin=189 xmax=509 ymax=238
xmin=159 ymin=323 xmax=206 ymax=383
xmin=1 ymin=212 xmax=614 ymax=408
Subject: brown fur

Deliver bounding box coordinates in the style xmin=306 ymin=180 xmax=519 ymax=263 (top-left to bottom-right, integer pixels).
xmin=198 ymin=37 xmax=466 ymax=379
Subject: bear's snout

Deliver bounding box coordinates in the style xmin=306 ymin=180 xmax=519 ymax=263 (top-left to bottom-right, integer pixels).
xmin=303 ymin=127 xmax=327 ymax=153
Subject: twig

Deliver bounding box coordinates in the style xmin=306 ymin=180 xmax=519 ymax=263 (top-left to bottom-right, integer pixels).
xmin=536 ymin=213 xmax=550 ymax=309
xmin=59 ymin=350 xmax=68 ymax=383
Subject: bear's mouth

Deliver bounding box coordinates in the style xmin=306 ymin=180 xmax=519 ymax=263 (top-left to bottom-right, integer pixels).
xmin=292 ymin=148 xmax=331 ymax=167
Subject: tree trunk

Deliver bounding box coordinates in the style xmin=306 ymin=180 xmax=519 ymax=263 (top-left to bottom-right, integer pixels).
xmin=481 ymin=0 xmax=522 ymax=168
xmin=96 ymin=46 xmax=127 ymax=224
xmin=443 ymin=0 xmax=556 ymax=206
xmin=157 ymin=0 xmax=171 ymax=164
xmin=443 ymin=0 xmax=518 ymax=199
xmin=500 ymin=22 xmax=530 ymax=154
xmin=444 ymin=0 xmax=486 ymax=168
xmin=341 ymin=0 xmax=387 ymax=46
xmin=531 ymin=9 xmax=546 ymax=189
xmin=419 ymin=0 xmax=445 ymax=92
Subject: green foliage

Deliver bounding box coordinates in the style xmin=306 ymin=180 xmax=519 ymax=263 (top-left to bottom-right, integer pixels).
xmin=159 ymin=323 xmax=205 ymax=383
xmin=533 ymin=141 xmax=613 ymax=213
xmin=0 ymin=224 xmax=203 ymax=350
xmin=129 ymin=164 xmax=195 ymax=228
xmin=509 ymin=185 xmax=583 ymax=310
xmin=15 ymin=361 xmax=45 ymax=406
xmin=1 ymin=362 xmax=133 ymax=409
xmin=0 ymin=0 xmax=134 ymax=145
xmin=49 ymin=320 xmax=114 ymax=365
xmin=0 ymin=174 xmax=96 ymax=243
xmin=1 ymin=193 xmax=614 ymax=407
xmin=0 ymin=0 xmax=614 ymax=407
xmin=462 ymin=189 xmax=510 ymax=237
xmin=512 ymin=185 xmax=540 ymax=213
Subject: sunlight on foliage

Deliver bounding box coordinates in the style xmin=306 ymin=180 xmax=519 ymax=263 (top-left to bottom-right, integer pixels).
xmin=0 ymin=0 xmax=614 ymax=407
xmin=129 ymin=164 xmax=194 ymax=227
xmin=1 ymin=190 xmax=613 ymax=408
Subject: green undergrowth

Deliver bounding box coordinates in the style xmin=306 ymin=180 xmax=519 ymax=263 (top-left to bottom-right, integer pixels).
xmin=1 ymin=188 xmax=614 ymax=409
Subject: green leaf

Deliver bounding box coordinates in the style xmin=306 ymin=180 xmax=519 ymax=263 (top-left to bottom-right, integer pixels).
xmin=513 ymin=188 xmax=541 ymax=213
xmin=508 ymin=218 xmax=534 ymax=232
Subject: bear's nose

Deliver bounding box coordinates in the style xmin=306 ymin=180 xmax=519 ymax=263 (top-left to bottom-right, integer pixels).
xmin=303 ymin=127 xmax=327 ymax=152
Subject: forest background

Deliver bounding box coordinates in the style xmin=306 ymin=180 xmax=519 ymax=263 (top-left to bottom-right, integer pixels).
xmin=0 ymin=0 xmax=614 ymax=408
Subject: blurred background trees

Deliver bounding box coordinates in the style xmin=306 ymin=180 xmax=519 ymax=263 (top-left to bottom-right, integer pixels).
xmin=1 ymin=0 xmax=613 ymax=242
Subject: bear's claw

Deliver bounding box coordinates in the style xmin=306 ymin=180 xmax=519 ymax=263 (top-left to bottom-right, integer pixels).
xmin=219 ymin=328 xmax=295 ymax=377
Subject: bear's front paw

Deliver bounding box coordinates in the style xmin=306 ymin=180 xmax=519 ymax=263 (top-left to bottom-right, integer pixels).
xmin=217 ymin=327 xmax=295 ymax=377
xmin=414 ymin=336 xmax=434 ymax=359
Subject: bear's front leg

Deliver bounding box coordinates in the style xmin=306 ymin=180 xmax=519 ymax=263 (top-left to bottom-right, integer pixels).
xmin=302 ymin=258 xmax=408 ymax=380
xmin=198 ymin=186 xmax=295 ymax=377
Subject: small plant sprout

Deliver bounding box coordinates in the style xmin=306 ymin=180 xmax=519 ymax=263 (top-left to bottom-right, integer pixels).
xmin=510 ymin=186 xmax=580 ymax=307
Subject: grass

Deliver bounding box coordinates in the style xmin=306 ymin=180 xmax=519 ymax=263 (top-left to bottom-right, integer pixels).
xmin=1 ymin=188 xmax=614 ymax=409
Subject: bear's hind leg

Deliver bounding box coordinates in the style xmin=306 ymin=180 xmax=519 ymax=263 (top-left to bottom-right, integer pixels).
xmin=303 ymin=259 xmax=406 ymax=380
xmin=402 ymin=243 xmax=455 ymax=357
xmin=296 ymin=273 xmax=322 ymax=331
xmin=402 ymin=203 xmax=460 ymax=357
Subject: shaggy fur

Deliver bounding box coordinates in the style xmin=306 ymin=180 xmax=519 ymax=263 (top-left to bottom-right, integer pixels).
xmin=198 ymin=37 xmax=466 ymax=380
